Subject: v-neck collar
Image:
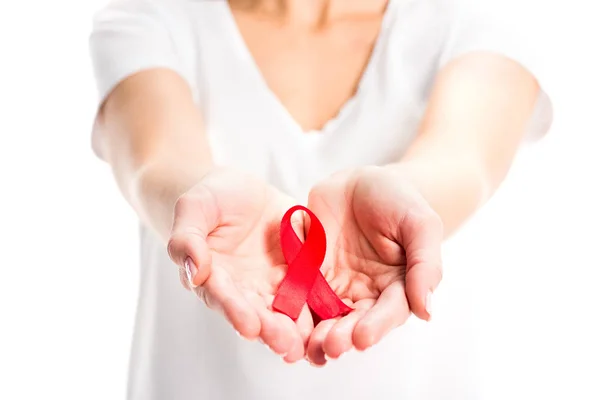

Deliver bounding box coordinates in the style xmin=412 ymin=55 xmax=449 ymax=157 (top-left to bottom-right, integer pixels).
xmin=221 ymin=0 xmax=399 ymax=139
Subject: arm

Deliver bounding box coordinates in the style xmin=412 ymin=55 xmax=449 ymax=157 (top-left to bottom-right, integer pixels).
xmin=303 ymin=53 xmax=543 ymax=360
xmin=94 ymin=69 xmax=213 ymax=242
xmin=95 ymin=69 xmax=312 ymax=353
xmin=90 ymin=2 xmax=313 ymax=356
xmin=390 ymin=52 xmax=540 ymax=236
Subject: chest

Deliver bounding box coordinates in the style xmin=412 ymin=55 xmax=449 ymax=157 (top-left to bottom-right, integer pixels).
xmin=230 ymin=10 xmax=385 ymax=132
xmin=191 ymin=2 xmax=442 ymax=193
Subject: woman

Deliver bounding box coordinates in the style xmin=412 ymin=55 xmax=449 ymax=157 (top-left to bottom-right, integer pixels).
xmin=89 ymin=0 xmax=552 ymax=399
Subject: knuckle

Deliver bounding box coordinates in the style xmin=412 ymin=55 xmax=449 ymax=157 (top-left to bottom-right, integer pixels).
xmin=174 ymin=184 xmax=215 ymax=215
xmin=174 ymin=193 xmax=200 ymax=215
xmin=405 ymin=207 xmax=443 ymax=233
xmin=413 ymin=207 xmax=436 ymax=224
xmin=167 ymin=234 xmax=184 ymax=256
xmin=166 ymin=237 xmax=180 ymax=263
xmin=167 ymin=233 xmax=193 ymax=264
xmin=430 ymin=261 xmax=444 ymax=279
xmin=412 ymin=251 xmax=443 ymax=272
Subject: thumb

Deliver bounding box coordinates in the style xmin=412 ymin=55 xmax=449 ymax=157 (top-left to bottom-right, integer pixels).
xmin=167 ymin=185 xmax=218 ymax=289
xmin=400 ymin=210 xmax=444 ymax=321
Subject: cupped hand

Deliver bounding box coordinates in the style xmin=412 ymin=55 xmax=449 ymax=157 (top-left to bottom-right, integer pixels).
xmin=304 ymin=166 xmax=444 ymax=365
xmin=167 ymin=167 xmax=313 ymax=363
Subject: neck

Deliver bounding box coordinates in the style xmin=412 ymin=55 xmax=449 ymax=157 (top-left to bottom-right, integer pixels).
xmin=229 ymin=0 xmax=388 ymax=25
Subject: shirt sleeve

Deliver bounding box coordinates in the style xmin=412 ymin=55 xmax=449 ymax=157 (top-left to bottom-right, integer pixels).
xmin=437 ymin=0 xmax=553 ymax=141
xmin=89 ymin=0 xmax=187 ymax=106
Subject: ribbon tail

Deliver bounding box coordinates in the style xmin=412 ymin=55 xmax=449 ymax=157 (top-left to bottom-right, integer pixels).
xmin=307 ymin=273 xmax=353 ymax=320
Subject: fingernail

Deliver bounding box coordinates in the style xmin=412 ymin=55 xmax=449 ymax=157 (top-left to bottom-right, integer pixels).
xmin=425 ymin=290 xmax=434 ymax=319
xmin=185 ymin=257 xmax=198 ymax=288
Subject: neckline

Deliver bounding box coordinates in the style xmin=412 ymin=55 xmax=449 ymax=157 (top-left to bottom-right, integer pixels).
xmin=222 ymin=0 xmax=398 ymax=139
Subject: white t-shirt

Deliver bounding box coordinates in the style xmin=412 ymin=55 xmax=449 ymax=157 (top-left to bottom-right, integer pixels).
xmin=89 ymin=1 xmax=552 ymax=399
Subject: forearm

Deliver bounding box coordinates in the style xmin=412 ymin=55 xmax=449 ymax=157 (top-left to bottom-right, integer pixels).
xmin=101 ymin=130 xmax=213 ymax=244
xmin=95 ymin=69 xmax=213 ymax=242
xmin=387 ymin=143 xmax=497 ymax=237
xmin=387 ymin=53 xmax=540 ymax=236
xmin=99 ymin=124 xmax=213 ymax=242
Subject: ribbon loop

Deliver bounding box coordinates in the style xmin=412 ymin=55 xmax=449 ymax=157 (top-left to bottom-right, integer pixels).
xmin=272 ymin=205 xmax=352 ymax=321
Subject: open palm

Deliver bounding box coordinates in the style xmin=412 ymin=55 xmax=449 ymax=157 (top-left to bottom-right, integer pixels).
xmin=304 ymin=166 xmax=444 ymax=365
xmin=167 ymin=168 xmax=313 ymax=363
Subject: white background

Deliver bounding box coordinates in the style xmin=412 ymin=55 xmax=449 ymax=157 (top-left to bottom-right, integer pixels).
xmin=0 ymin=0 xmax=598 ymax=399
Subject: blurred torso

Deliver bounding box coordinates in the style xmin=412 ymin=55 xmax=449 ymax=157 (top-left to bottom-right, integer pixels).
xmin=130 ymin=1 xmax=479 ymax=399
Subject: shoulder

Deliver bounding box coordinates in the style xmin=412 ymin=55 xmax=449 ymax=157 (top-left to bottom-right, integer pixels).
xmin=396 ymin=0 xmax=549 ymax=85
xmin=384 ymin=0 xmax=553 ymax=140
xmin=419 ymin=0 xmax=554 ymax=140
xmin=90 ymin=0 xmax=230 ymax=54
xmin=89 ymin=0 xmax=204 ymax=105
xmin=90 ymin=0 xmax=234 ymax=38
xmin=89 ymin=0 xmax=233 ymax=105
xmin=91 ymin=0 xmax=197 ymax=32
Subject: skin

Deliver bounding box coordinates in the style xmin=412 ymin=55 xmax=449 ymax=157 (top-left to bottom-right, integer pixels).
xmin=93 ymin=0 xmax=540 ymax=366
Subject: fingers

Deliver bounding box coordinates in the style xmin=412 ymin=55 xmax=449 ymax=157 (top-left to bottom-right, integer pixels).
xmin=167 ymin=185 xmax=219 ymax=288
xmin=245 ymin=294 xmax=302 ymax=359
xmin=257 ymin=310 xmax=299 ymax=358
xmin=400 ymin=210 xmax=444 ymax=321
xmin=306 ymin=319 xmax=338 ymax=366
xmin=405 ymin=263 xmax=441 ymax=321
xmin=277 ymin=313 xmax=305 ymax=364
xmin=353 ymin=282 xmax=410 ymax=351
xmin=201 ymin=269 xmax=261 ymax=340
xmin=295 ymin=304 xmax=315 ymax=349
xmin=322 ymin=299 xmax=375 ymax=359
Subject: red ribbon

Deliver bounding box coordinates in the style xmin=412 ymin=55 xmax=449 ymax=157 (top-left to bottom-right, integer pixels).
xmin=273 ymin=205 xmax=352 ymax=321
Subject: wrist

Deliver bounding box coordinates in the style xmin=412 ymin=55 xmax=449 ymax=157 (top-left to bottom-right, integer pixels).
xmin=133 ymin=159 xmax=214 ymax=242
xmin=382 ymin=159 xmax=490 ymax=236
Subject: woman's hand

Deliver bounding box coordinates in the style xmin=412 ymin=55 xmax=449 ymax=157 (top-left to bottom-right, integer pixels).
xmin=304 ymin=166 xmax=444 ymax=365
xmin=167 ymin=168 xmax=313 ymax=363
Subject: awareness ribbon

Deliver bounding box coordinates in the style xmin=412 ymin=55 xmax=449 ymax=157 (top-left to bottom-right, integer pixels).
xmin=272 ymin=205 xmax=352 ymax=321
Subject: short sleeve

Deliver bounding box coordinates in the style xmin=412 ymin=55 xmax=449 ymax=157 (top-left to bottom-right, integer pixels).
xmin=89 ymin=0 xmax=186 ymax=106
xmin=437 ymin=0 xmax=554 ymax=141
